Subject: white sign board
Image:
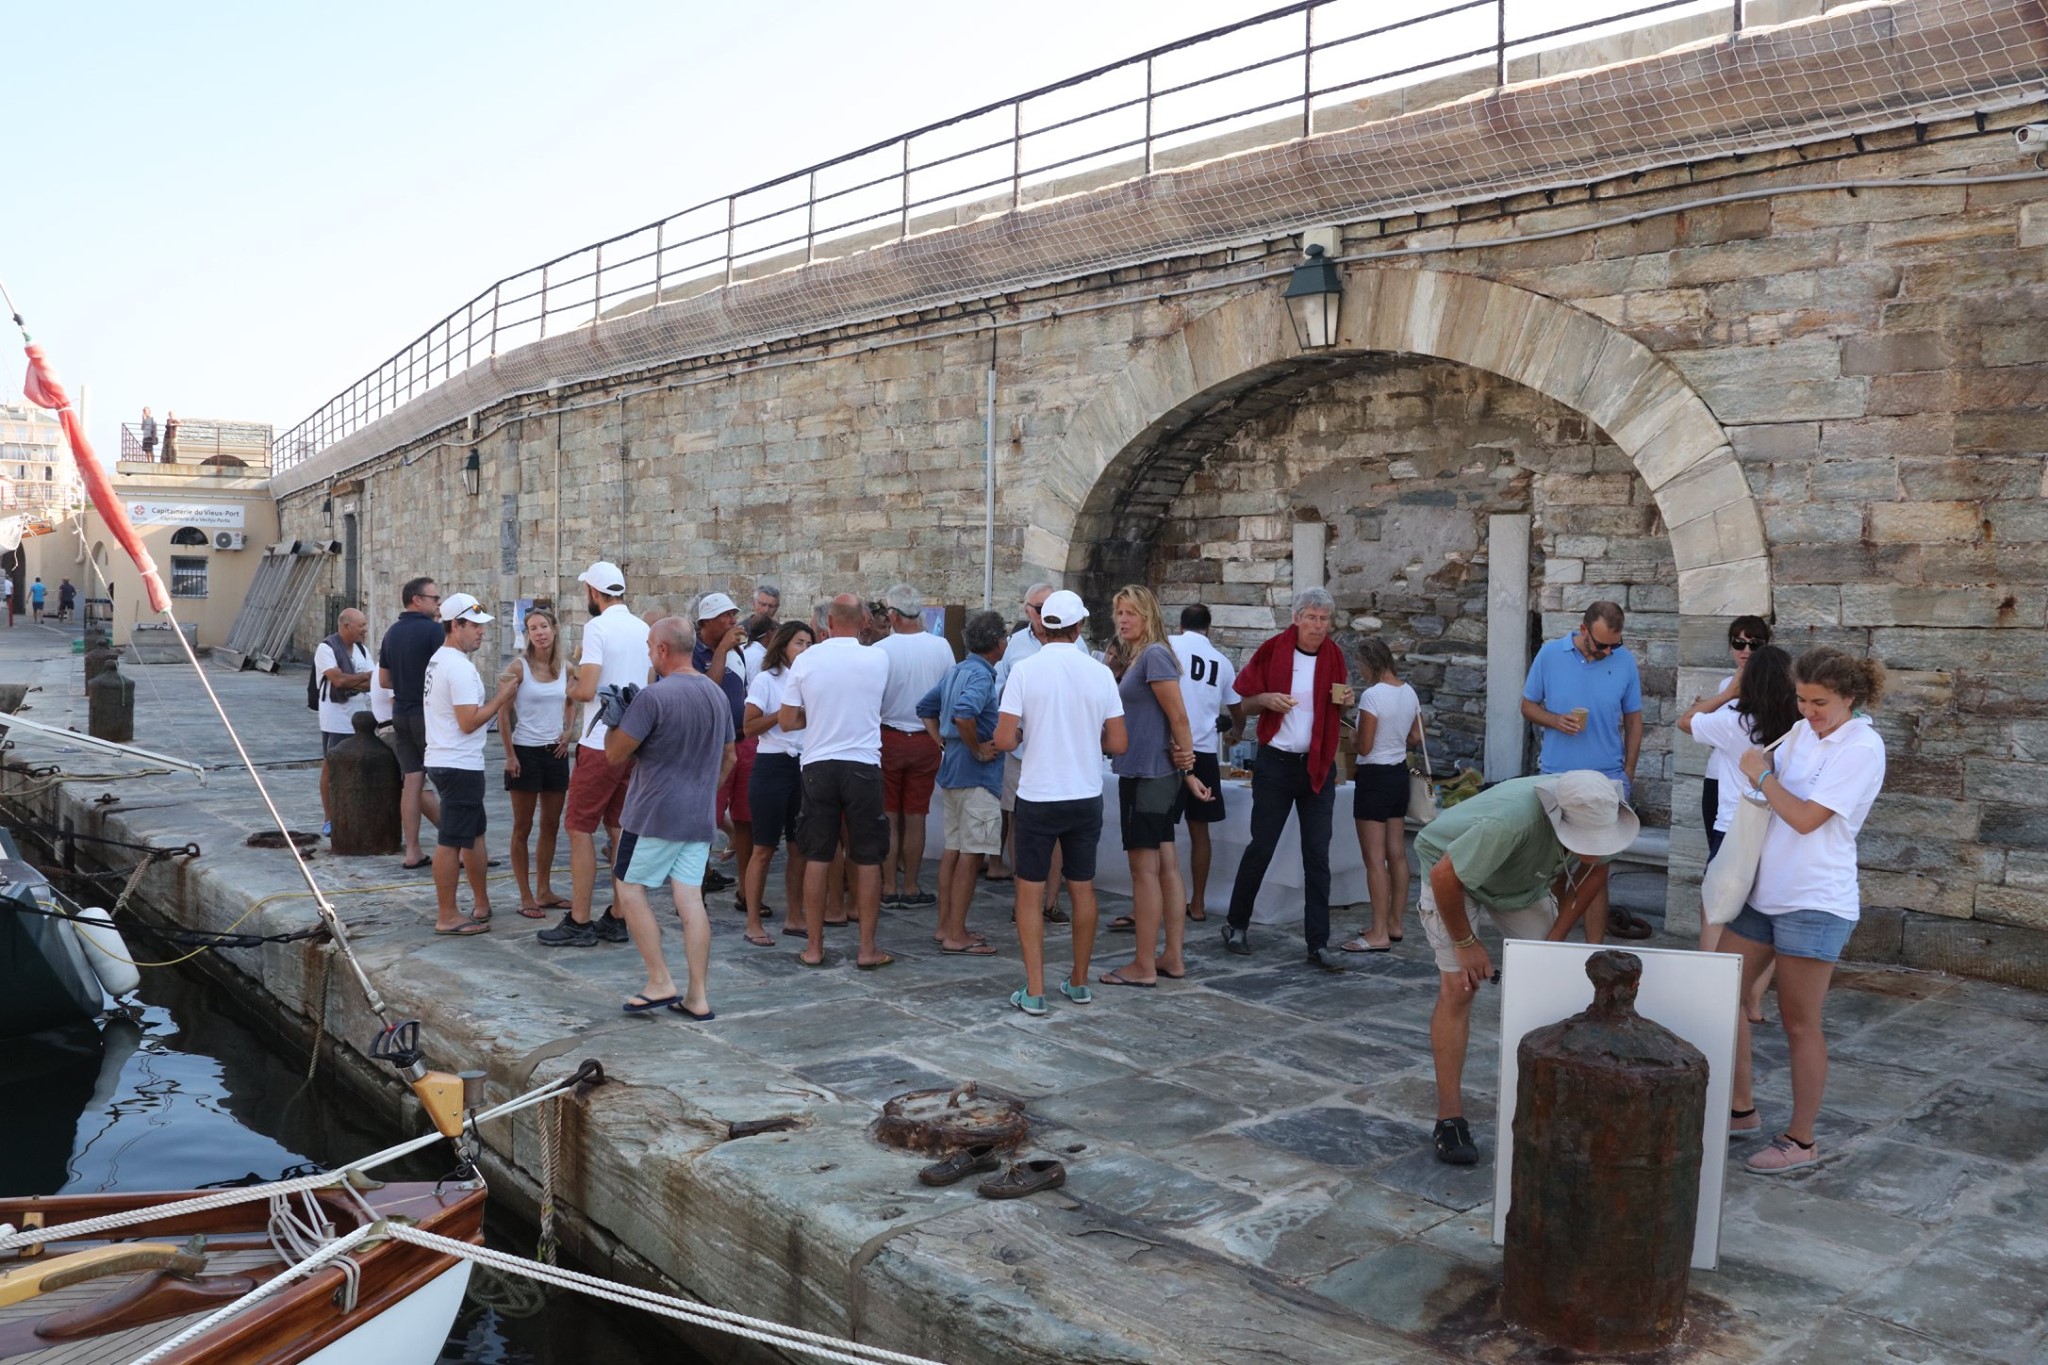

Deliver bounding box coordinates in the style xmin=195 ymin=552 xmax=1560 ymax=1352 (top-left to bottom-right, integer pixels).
xmin=127 ymin=501 xmax=245 ymax=529
xmin=1492 ymin=940 xmax=1741 ymax=1270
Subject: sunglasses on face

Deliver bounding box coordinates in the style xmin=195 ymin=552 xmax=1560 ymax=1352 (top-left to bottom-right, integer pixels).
xmin=1583 ymin=632 xmax=1622 ymax=656
xmin=1731 ymin=638 xmax=1765 ymax=651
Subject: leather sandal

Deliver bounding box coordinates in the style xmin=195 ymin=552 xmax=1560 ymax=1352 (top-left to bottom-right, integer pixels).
xmin=917 ymin=1144 xmax=1002 ymax=1187
xmin=977 ymin=1158 xmax=1067 ymax=1200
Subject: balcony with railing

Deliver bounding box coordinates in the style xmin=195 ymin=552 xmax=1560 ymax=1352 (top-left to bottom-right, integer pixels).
xmin=118 ymin=419 xmax=275 ymax=477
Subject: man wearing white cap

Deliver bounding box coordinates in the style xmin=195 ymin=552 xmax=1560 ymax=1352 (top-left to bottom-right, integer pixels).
xmin=1412 ymin=769 xmax=1638 ymax=1165
xmin=874 ymin=582 xmax=954 ymax=911
xmin=422 ymin=593 xmax=518 ymax=936
xmin=693 ymin=591 xmax=752 ymax=906
xmin=539 ymin=561 xmax=651 ymax=948
xmin=993 ymin=589 xmax=1126 ymax=1016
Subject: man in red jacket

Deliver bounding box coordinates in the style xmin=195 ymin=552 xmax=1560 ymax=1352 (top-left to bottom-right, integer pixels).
xmin=1220 ymin=587 xmax=1355 ymax=969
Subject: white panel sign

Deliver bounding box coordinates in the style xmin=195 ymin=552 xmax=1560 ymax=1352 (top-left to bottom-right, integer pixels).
xmin=127 ymin=501 xmax=245 ymax=528
xmin=1492 ymin=940 xmax=1741 ymax=1270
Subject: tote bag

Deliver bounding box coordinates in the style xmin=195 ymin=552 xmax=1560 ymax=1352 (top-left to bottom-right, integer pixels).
xmin=1408 ymin=732 xmax=1439 ymax=827
xmin=1699 ymin=730 xmax=1790 ymax=926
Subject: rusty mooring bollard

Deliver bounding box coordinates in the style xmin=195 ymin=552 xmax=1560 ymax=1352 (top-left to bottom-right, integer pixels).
xmin=1503 ymin=950 xmax=1708 ymax=1354
xmin=83 ymin=630 xmax=118 ymax=688
xmin=87 ymin=658 xmax=135 ymax=743
xmin=328 ymin=712 xmax=403 ymax=855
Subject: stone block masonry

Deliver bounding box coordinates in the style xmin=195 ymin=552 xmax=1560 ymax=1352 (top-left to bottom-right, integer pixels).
xmin=275 ymin=43 xmax=2048 ymax=983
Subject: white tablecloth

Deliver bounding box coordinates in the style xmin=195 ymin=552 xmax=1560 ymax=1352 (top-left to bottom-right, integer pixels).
xmin=924 ymin=772 xmax=1375 ymax=925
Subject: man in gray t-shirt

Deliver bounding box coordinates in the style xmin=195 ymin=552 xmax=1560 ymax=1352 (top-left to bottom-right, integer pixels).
xmin=605 ymin=617 xmax=737 ymax=1020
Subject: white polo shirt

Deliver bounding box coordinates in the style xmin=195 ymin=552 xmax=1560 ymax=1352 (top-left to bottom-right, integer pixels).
xmin=1750 ymin=715 xmax=1886 ymax=921
xmin=783 ymin=635 xmax=889 ymax=767
xmin=1169 ymin=631 xmax=1236 ymax=756
xmin=575 ymin=604 xmax=652 ymax=752
xmin=876 ymin=629 xmax=957 ymax=733
xmin=998 ymin=641 xmax=1124 ymax=803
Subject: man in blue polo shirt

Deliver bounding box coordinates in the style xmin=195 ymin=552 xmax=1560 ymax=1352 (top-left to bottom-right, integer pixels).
xmin=1518 ymin=599 xmax=1649 ymax=940
xmin=917 ymin=609 xmax=1008 ymax=955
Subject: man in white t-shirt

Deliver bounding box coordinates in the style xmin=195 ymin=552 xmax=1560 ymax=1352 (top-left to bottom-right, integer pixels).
xmin=780 ymin=594 xmax=894 ymax=969
xmin=316 ymin=608 xmax=373 ymax=839
xmin=874 ymin=582 xmax=956 ymax=912
xmin=994 ymin=590 xmax=1126 ymax=1016
xmin=990 ymin=581 xmax=1054 ymax=883
xmin=539 ymin=561 xmax=651 ymax=948
xmin=1169 ymin=603 xmax=1242 ymax=924
xmin=423 ymin=594 xmax=517 ymax=935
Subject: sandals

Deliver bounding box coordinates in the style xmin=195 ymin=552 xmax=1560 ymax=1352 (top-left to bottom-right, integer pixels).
xmin=977 ymin=1158 xmax=1067 ymax=1200
xmin=743 ymin=931 xmax=776 ymax=947
xmin=1107 ymin=916 xmax=1136 ymax=934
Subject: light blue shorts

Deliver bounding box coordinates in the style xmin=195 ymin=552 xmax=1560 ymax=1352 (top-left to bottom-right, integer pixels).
xmin=615 ymin=832 xmax=712 ymax=890
xmin=1724 ymin=905 xmax=1855 ymax=963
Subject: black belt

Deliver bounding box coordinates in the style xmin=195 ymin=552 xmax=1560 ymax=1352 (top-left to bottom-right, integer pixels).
xmin=1258 ymin=744 xmax=1312 ymax=762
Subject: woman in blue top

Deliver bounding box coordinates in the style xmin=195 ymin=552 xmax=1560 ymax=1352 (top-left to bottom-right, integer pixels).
xmin=1099 ymin=585 xmax=1211 ymax=988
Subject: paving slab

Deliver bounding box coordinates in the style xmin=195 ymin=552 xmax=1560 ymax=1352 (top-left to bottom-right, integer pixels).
xmin=2 ymin=617 xmax=2046 ymax=1363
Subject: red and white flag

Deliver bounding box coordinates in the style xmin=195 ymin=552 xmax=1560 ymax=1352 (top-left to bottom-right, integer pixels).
xmin=21 ymin=342 xmax=170 ymax=613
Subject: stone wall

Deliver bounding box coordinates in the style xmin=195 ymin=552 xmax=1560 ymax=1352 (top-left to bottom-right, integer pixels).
xmin=279 ymin=102 xmax=2048 ymax=986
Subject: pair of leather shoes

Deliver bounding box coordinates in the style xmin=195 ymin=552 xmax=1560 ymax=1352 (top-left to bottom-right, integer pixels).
xmin=918 ymin=1148 xmax=1067 ymax=1200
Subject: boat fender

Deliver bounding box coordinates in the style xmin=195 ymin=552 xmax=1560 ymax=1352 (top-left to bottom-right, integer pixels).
xmin=72 ymin=906 xmax=142 ymax=998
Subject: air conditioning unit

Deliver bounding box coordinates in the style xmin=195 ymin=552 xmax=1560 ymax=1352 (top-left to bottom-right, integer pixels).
xmin=213 ymin=531 xmax=248 ymax=551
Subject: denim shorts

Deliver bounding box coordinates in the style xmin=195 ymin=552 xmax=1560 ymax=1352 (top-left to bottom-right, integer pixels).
xmin=1724 ymin=905 xmax=1855 ymax=963
xmin=614 ymin=832 xmax=711 ymax=890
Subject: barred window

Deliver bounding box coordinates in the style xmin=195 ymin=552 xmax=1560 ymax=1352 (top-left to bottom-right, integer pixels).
xmin=170 ymin=556 xmax=208 ymax=599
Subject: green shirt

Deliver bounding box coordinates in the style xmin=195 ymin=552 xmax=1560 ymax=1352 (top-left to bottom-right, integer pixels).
xmin=1414 ymin=776 xmax=1577 ymax=909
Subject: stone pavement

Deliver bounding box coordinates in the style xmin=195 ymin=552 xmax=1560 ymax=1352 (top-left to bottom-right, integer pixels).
xmin=1 ymin=620 xmax=2044 ymax=1363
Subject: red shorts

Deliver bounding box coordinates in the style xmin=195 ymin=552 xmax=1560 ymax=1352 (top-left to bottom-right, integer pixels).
xmin=719 ymin=737 xmax=758 ymax=824
xmin=565 ymin=744 xmax=632 ymax=834
xmin=880 ymin=727 xmax=941 ymax=815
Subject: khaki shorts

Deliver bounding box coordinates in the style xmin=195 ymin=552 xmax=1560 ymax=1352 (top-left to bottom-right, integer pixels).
xmin=943 ymin=785 xmax=1003 ymax=856
xmin=1417 ymin=875 xmax=1557 ymax=973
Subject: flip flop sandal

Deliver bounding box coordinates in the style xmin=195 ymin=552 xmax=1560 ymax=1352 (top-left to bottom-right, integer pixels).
xmin=976 ymin=1159 xmax=1067 ymax=1200
xmin=622 ymin=993 xmax=680 ymax=1014
xmin=1157 ymin=967 xmax=1186 ymax=979
xmin=744 ymin=932 xmax=776 ymax=947
xmin=402 ymin=858 xmax=432 ymax=871
xmin=941 ymin=942 xmax=998 ymax=955
xmin=918 ymin=1144 xmax=1002 ymax=1187
xmin=1184 ymin=906 xmax=1208 ymax=921
xmin=856 ymin=954 xmax=896 ymax=971
xmin=433 ymin=921 xmax=489 ymax=937
xmin=666 ymin=1001 xmax=717 ymax=1021
xmin=468 ymin=910 xmax=492 ymax=924
xmin=1339 ymin=937 xmax=1391 ymax=954
xmin=798 ymin=954 xmax=831 ymax=968
xmin=782 ymin=927 xmax=810 ymax=938
xmin=536 ymin=896 xmax=572 ymax=910
xmin=1107 ymin=916 xmax=1137 ymax=933
xmin=1098 ymin=970 xmax=1156 ymax=988
xmin=517 ymin=905 xmax=549 ymax=919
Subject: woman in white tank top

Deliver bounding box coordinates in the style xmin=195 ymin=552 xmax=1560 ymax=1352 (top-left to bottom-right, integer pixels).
xmin=499 ymin=609 xmax=572 ymax=916
xmin=1343 ymin=638 xmax=1424 ymax=953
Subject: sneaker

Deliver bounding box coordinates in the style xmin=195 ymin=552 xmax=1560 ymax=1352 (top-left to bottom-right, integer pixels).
xmin=1043 ymin=902 xmax=1070 ymax=925
xmin=1009 ymin=988 xmax=1048 ymax=1017
xmin=701 ymin=868 xmax=734 ymax=893
xmin=1220 ymin=925 xmax=1252 ymax=956
xmin=320 ymin=820 xmax=332 ymax=838
xmin=1433 ymin=1117 xmax=1479 ymax=1166
xmin=536 ymin=913 xmax=598 ymax=948
xmin=1307 ymin=946 xmax=1348 ymax=971
xmin=880 ymin=892 xmax=906 ymax=910
xmin=1729 ymin=1107 xmax=1762 ymax=1137
xmin=594 ymin=909 xmax=629 ymax=944
xmin=903 ymin=890 xmax=937 ymax=908
xmin=1059 ymin=981 xmax=1093 ymax=1005
xmin=1745 ymin=1134 xmax=1817 ymax=1174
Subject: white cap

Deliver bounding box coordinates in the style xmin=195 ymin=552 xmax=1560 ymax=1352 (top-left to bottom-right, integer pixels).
xmin=1039 ymin=589 xmax=1088 ymax=629
xmin=438 ymin=592 xmax=493 ymax=624
xmin=577 ymin=561 xmax=626 ymax=596
xmin=695 ymin=591 xmax=740 ymax=621
xmin=1535 ymin=771 xmax=1641 ymax=857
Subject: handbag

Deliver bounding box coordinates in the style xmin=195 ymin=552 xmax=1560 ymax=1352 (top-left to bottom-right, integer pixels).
xmin=1407 ymin=732 xmax=1439 ymax=827
xmin=1699 ymin=729 xmax=1790 ymax=926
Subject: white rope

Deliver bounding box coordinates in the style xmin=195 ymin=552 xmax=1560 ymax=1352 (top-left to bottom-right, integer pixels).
xmin=386 ymin=1226 xmax=947 ymax=1365
xmin=120 ymin=1223 xmax=378 ymax=1365
xmin=0 ymin=1069 xmax=580 ymax=1253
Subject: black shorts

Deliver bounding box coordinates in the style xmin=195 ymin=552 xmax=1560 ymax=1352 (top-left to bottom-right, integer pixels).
xmin=322 ymin=731 xmax=350 ymax=756
xmin=1185 ymin=752 xmax=1226 ymax=823
xmin=505 ymin=743 xmax=571 ymax=793
xmin=1013 ymin=796 xmax=1103 ymax=884
xmin=428 ymin=767 xmax=487 ymax=849
xmin=749 ymin=752 xmax=804 ymax=851
xmin=1118 ymin=774 xmax=1185 ymax=851
xmin=1352 ymin=761 xmax=1411 ymax=822
xmin=796 ymin=760 xmax=888 ymax=866
xmin=389 ymin=713 xmax=428 ymax=775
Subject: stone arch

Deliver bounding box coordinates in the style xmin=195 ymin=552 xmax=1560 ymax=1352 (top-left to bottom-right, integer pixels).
xmin=1028 ymin=268 xmax=1767 ymax=619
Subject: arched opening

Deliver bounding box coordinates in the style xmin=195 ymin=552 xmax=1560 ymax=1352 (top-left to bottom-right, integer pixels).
xmin=168 ymin=526 xmax=210 ymax=547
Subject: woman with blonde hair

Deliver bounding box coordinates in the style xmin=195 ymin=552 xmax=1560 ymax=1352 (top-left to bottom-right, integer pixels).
xmin=1099 ymin=585 xmax=1212 ymax=988
xmin=1727 ymin=646 xmax=1887 ymax=1173
xmin=500 ymin=608 xmax=572 ymax=917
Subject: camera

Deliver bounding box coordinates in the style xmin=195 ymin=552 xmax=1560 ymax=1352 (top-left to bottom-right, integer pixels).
xmin=2016 ymin=124 xmax=2048 ymax=151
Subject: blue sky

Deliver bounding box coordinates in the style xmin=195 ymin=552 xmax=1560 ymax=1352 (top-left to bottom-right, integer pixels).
xmin=0 ymin=0 xmax=1277 ymax=457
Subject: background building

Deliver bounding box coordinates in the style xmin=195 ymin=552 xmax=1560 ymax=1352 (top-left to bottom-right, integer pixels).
xmin=0 ymin=399 xmax=86 ymax=528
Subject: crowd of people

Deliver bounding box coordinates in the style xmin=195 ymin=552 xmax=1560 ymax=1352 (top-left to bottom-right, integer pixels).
xmin=314 ymin=571 xmax=1886 ymax=1170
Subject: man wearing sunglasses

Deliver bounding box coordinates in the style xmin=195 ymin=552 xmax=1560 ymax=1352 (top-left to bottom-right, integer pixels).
xmin=1519 ymin=600 xmax=1649 ymax=940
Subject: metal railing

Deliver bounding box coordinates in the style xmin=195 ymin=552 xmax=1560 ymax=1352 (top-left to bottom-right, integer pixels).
xmin=276 ymin=0 xmax=1753 ymax=471
xmin=119 ymin=420 xmax=275 ymax=469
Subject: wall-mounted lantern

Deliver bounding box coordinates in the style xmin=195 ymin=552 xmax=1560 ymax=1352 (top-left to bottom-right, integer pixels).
xmin=1283 ymin=242 xmax=1344 ymax=351
xmin=461 ymin=450 xmax=481 ymax=498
